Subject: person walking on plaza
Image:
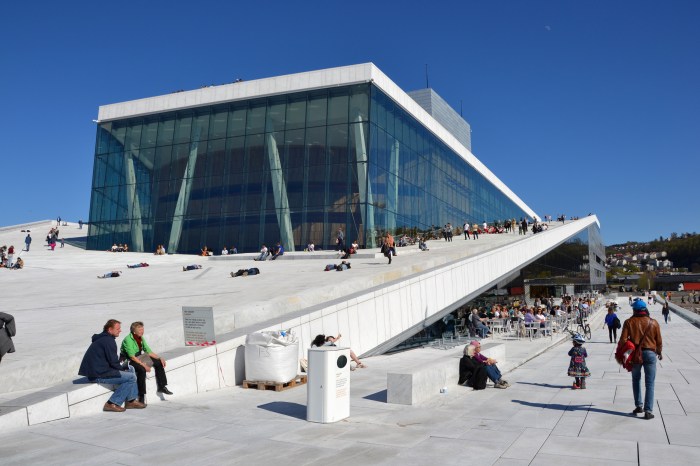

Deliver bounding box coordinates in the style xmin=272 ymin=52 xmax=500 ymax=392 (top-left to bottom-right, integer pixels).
xmin=24 ymin=234 xmax=32 ymax=252
xmin=78 ymin=319 xmax=145 ymax=412
xmin=603 ymin=304 xmax=621 ymax=343
xmin=463 ymin=222 xmax=470 ymax=240
xmin=568 ymin=333 xmax=590 ymax=389
xmin=336 ymin=227 xmax=345 ymax=251
xmin=617 ymin=299 xmax=662 ymax=420
xmin=661 ymin=301 xmax=670 ymax=324
xmin=471 ymin=222 xmax=479 ymax=240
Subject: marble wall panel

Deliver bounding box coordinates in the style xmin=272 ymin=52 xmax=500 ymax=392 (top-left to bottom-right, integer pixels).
xmin=321 ymin=312 xmax=340 ymax=337
xmin=308 ymin=316 xmax=324 ymax=342
xmin=346 ymin=303 xmax=361 ymax=351
xmin=194 ymin=345 xmax=217 ymax=362
xmin=66 ymin=383 xmax=113 ymax=405
xmin=195 ymin=356 xmax=221 ymax=392
xmin=165 ymin=364 xmax=198 ymax=397
xmin=216 ymin=349 xmax=238 ymax=388
xmin=0 ymin=406 xmax=28 ymax=432
xmin=68 ymin=392 xmax=112 ymax=418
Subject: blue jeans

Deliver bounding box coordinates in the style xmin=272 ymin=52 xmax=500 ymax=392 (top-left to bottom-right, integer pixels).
xmin=631 ymin=350 xmax=657 ymax=413
xmin=475 ymin=323 xmax=489 ymax=338
xmin=484 ymin=364 xmax=502 ymax=383
xmin=95 ymin=366 xmax=138 ymax=406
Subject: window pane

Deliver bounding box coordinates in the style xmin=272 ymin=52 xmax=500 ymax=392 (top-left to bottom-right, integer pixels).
xmin=174 ymin=114 xmax=193 ymax=145
xmin=285 ymin=98 xmax=306 ymax=130
xmin=141 ymin=119 xmax=158 ymax=148
xmin=265 ymin=101 xmax=285 ymax=132
xmin=157 ymin=118 xmax=175 ymax=146
xmin=209 ymin=108 xmax=228 ymax=140
xmin=227 ymin=106 xmax=247 ymax=137
xmin=307 ymin=93 xmax=327 ymax=127
xmin=328 ymin=91 xmax=349 ymax=125
xmin=246 ymin=102 xmax=266 ymax=134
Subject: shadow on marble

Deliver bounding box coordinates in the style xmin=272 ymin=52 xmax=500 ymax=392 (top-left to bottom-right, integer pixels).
xmin=511 ymin=399 xmax=630 ymax=418
xmin=515 ymin=381 xmax=572 ymax=389
xmin=257 ymin=401 xmax=306 ymax=420
xmin=363 ymin=389 xmax=387 ymax=403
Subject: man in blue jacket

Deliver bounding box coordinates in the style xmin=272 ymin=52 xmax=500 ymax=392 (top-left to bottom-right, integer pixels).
xmin=78 ymin=319 xmax=145 ymax=412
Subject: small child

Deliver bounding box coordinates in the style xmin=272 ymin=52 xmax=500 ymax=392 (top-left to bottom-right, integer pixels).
xmin=568 ymin=333 xmax=591 ymax=389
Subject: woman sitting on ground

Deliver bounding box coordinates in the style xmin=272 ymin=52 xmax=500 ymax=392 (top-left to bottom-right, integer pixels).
xmin=311 ymin=334 xmax=366 ymax=369
xmin=468 ymin=340 xmax=509 ymax=388
xmin=458 ymin=343 xmax=488 ymax=389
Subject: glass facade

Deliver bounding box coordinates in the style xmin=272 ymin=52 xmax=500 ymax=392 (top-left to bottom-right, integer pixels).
xmin=521 ymin=223 xmax=607 ymax=297
xmin=87 ymin=83 xmax=530 ymax=254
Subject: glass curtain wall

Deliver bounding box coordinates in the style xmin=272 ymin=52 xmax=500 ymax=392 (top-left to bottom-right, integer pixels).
xmin=365 ymin=87 xmax=528 ymax=247
xmin=87 ymin=83 xmax=530 ymax=254
xmin=520 ymin=223 xmax=607 ymax=297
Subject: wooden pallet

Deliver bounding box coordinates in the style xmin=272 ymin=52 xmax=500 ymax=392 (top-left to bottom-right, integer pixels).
xmin=242 ymin=375 xmax=308 ymax=392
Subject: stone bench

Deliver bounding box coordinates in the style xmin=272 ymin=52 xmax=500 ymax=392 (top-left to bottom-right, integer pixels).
xmin=386 ymin=342 xmax=506 ymax=405
xmin=0 ymin=337 xmax=247 ymax=434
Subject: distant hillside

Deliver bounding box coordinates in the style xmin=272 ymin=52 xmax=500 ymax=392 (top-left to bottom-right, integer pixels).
xmin=608 ymin=233 xmax=700 ymax=272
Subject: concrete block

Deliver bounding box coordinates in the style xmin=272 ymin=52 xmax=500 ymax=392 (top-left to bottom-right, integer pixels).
xmin=1 ymin=391 xmax=69 ymax=425
xmin=0 ymin=406 xmax=28 ymax=433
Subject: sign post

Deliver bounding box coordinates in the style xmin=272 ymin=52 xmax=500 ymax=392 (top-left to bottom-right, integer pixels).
xmin=182 ymin=306 xmax=216 ymax=346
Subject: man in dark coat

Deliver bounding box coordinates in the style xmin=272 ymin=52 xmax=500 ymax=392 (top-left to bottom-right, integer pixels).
xmin=0 ymin=312 xmax=17 ymax=364
xmin=78 ymin=319 xmax=145 ymax=412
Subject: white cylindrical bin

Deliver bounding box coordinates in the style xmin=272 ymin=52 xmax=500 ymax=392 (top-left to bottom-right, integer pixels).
xmin=306 ymin=346 xmax=350 ymax=423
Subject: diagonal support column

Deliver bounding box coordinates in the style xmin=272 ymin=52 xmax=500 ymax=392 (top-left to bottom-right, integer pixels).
xmin=352 ymin=119 xmax=375 ymax=247
xmin=266 ymin=133 xmax=294 ymax=251
xmin=123 ymin=152 xmax=144 ymax=251
xmin=168 ymin=133 xmax=200 ymax=253
xmin=387 ymin=138 xmax=400 ymax=232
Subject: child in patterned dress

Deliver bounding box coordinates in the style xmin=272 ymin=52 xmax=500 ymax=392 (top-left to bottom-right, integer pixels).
xmin=568 ymin=333 xmax=591 ymax=389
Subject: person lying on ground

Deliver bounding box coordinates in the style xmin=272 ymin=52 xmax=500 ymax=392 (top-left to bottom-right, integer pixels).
xmin=230 ymin=267 xmax=260 ymax=277
xmin=311 ymin=334 xmax=366 ymax=369
xmin=127 ymin=263 xmax=149 ymax=268
xmin=324 ymin=261 xmax=351 ymax=271
xmin=182 ymin=265 xmax=202 ymax=271
xmin=98 ymin=271 xmax=122 ymax=278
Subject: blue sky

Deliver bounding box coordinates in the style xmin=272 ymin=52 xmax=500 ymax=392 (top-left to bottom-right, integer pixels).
xmin=2 ymin=0 xmax=698 ymax=245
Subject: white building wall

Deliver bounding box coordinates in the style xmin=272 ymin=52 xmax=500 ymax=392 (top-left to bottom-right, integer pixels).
xmin=256 ymin=217 xmax=600 ymax=358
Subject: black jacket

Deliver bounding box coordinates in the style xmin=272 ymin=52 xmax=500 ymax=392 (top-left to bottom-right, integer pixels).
xmin=78 ymin=331 xmax=122 ymax=380
xmin=458 ymin=355 xmax=488 ymax=390
xmin=0 ymin=312 xmax=16 ymax=359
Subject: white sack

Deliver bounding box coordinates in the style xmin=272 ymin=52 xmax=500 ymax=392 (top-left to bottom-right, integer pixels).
xmin=245 ymin=331 xmax=299 ymax=383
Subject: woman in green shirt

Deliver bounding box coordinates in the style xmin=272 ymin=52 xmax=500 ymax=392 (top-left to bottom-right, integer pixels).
xmin=121 ymin=321 xmax=172 ymax=403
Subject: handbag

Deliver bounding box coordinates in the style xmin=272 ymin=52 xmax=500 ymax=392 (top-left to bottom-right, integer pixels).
xmin=630 ymin=319 xmax=653 ymax=365
xmin=137 ymin=353 xmax=154 ymax=368
xmin=613 ymin=316 xmax=622 ymax=329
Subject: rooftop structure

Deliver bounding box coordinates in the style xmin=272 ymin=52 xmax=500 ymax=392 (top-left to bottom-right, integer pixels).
xmin=88 ymin=64 xmax=535 ymax=255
